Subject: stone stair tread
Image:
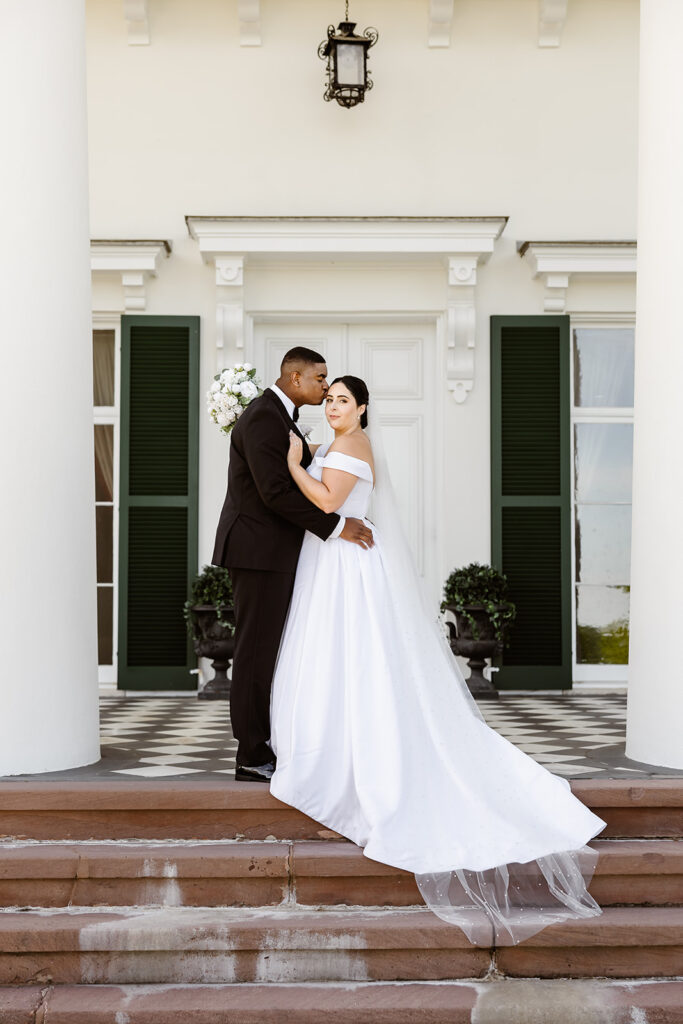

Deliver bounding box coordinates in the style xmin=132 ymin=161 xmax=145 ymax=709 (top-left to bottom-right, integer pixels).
xmin=2 ymin=779 xmax=681 ymax=841
xmin=0 ymin=839 xmax=681 ymax=910
xmin=3 ymin=980 xmax=683 ymax=1024
xmin=0 ymin=842 xmax=290 ymax=879
xmin=0 ymin=905 xmax=681 ymax=949
xmin=2 ymin=779 xmax=682 ymax=808
xmin=0 ymin=838 xmax=681 ymax=878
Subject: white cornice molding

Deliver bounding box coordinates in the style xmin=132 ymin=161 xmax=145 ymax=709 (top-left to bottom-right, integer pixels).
xmin=187 ymin=216 xmax=508 ymax=396
xmin=428 ymin=0 xmax=454 ymax=48
xmin=239 ymin=0 xmax=261 ymax=46
xmin=124 ymin=0 xmax=149 ymax=45
xmin=519 ymin=241 xmax=637 ymax=312
xmin=538 ymin=0 xmax=568 ymax=47
xmin=90 ymin=240 xmax=171 ymax=311
xmin=186 ymin=216 xmax=507 ymax=259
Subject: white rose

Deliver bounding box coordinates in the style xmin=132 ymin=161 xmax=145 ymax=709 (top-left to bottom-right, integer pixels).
xmin=210 ymin=381 xmax=221 ymax=393
xmin=241 ymin=380 xmax=258 ymax=400
xmin=243 ymin=362 xmax=252 ymax=371
xmin=232 ymin=383 xmax=242 ymax=394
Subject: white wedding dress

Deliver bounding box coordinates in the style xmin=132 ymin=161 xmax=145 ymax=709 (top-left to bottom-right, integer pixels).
xmin=270 ymin=441 xmax=606 ymax=945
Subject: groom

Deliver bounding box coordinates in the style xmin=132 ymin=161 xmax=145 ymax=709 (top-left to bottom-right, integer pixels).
xmin=212 ymin=347 xmax=374 ymax=782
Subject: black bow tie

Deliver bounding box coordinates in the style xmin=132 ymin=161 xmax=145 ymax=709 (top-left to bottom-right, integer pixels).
xmin=292 ymin=407 xmax=299 ymax=423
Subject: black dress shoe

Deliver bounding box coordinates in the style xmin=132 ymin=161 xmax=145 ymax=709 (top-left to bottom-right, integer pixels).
xmin=234 ymin=761 xmax=275 ymax=783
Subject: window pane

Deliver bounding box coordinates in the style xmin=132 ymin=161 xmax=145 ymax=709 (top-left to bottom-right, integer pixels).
xmin=96 ymin=505 xmax=113 ymax=583
xmin=574 ymin=423 xmax=633 ymax=503
xmin=97 ymin=586 xmax=113 ymax=665
xmin=94 ymin=424 xmax=114 ymax=501
xmin=573 ymin=328 xmax=634 ymax=407
xmin=575 ymin=504 xmax=631 ymax=585
xmin=576 ymin=584 xmax=629 ymax=664
xmin=93 ymin=329 xmax=115 ymax=406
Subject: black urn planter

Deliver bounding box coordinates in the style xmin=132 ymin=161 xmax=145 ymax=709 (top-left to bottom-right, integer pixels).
xmin=444 ymin=603 xmax=504 ymax=701
xmin=189 ymin=604 xmax=235 ymax=700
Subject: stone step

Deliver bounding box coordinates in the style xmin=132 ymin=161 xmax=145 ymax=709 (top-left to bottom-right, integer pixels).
xmin=0 ymin=839 xmax=681 ymax=910
xmin=0 ymin=906 xmax=681 ymax=983
xmin=1 ymin=780 xmax=681 ymax=842
xmin=3 ymin=979 xmax=683 ymax=1024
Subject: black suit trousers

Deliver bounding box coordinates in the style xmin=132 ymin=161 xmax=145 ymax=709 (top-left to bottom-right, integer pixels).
xmin=229 ymin=567 xmax=295 ymax=766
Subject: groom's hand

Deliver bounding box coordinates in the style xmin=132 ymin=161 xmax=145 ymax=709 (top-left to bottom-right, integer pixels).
xmin=340 ymin=518 xmax=374 ymax=549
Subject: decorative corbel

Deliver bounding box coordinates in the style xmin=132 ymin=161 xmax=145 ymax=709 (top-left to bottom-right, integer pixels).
xmin=239 ymin=0 xmax=261 ymax=46
xmin=216 ymin=257 xmax=245 ymax=366
xmin=428 ymin=0 xmax=454 ymax=48
xmin=121 ymin=272 xmax=147 ymax=311
xmin=124 ymin=0 xmax=149 ymax=45
xmin=446 ymin=257 xmax=478 ymax=404
xmin=538 ymin=0 xmax=568 ymax=48
xmin=542 ymin=273 xmax=569 ymax=312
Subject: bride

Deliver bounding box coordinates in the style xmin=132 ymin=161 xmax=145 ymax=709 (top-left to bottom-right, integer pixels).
xmin=269 ymin=374 xmax=606 ymax=946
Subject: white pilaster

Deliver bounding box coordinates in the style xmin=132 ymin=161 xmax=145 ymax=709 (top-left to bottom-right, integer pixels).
xmin=0 ymin=0 xmax=100 ymax=773
xmin=626 ymin=0 xmax=683 ymax=769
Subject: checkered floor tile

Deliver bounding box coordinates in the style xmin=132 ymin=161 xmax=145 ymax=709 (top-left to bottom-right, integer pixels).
xmin=3 ymin=692 xmax=682 ymax=782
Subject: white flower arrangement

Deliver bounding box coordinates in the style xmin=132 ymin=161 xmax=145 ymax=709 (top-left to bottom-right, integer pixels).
xmin=207 ymin=363 xmax=263 ymax=437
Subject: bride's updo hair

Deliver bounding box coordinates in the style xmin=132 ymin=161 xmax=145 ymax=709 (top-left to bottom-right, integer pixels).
xmin=330 ymin=375 xmax=370 ymax=428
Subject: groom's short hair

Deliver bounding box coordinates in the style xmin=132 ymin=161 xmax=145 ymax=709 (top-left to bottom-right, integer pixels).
xmin=281 ymin=347 xmax=326 ymax=373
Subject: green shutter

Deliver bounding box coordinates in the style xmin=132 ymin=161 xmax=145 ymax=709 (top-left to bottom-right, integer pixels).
xmin=118 ymin=316 xmax=199 ymax=690
xmin=491 ymin=316 xmax=571 ymax=689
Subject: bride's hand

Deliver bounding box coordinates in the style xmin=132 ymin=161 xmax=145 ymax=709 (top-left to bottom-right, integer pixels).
xmin=287 ymin=431 xmax=304 ymax=469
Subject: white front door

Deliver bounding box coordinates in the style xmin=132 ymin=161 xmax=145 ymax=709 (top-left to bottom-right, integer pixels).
xmin=252 ymin=320 xmax=439 ymax=594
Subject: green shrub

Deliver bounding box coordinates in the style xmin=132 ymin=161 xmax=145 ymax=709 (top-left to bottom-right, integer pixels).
xmin=441 ymin=561 xmax=516 ymax=645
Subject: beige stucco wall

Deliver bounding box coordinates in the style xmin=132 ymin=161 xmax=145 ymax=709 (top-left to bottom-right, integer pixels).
xmin=86 ymin=0 xmax=639 ymax=625
xmin=85 ymin=0 xmax=638 ymax=237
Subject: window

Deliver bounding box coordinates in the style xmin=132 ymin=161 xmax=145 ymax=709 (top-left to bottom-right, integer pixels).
xmin=93 ymin=325 xmax=119 ymax=684
xmin=571 ymin=325 xmax=634 ymax=681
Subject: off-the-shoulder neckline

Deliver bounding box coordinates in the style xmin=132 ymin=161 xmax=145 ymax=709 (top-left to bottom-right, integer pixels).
xmin=319 ymin=448 xmax=375 ymax=485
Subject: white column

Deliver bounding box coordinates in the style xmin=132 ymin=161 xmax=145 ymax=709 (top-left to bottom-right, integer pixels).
xmin=0 ymin=0 xmax=100 ymax=774
xmin=626 ymin=0 xmax=683 ymax=769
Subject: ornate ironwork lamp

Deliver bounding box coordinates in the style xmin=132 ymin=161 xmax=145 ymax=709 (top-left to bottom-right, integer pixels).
xmin=318 ymin=2 xmax=378 ymax=109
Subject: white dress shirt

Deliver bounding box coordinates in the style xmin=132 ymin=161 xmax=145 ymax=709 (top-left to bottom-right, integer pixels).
xmin=268 ymin=385 xmax=345 ymax=539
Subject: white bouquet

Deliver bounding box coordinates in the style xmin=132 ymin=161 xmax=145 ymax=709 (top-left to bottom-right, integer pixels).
xmin=207 ymin=363 xmax=263 ymax=437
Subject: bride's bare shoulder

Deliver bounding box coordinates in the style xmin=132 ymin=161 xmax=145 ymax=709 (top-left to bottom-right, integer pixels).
xmin=329 ymin=433 xmax=375 ymax=479
xmin=329 ymin=432 xmax=373 ymax=459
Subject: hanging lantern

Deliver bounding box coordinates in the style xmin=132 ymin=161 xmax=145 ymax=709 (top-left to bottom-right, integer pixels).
xmin=318 ymin=2 xmax=378 ymax=109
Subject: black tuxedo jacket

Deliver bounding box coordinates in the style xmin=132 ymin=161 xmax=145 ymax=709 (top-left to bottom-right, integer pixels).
xmin=211 ymin=388 xmax=340 ymax=573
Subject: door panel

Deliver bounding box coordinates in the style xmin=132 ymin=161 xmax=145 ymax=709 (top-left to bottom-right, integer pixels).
xmin=252 ymin=321 xmax=438 ymax=593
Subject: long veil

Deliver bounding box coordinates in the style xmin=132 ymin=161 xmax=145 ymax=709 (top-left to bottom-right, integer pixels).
xmin=364 ymin=414 xmax=603 ymax=946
